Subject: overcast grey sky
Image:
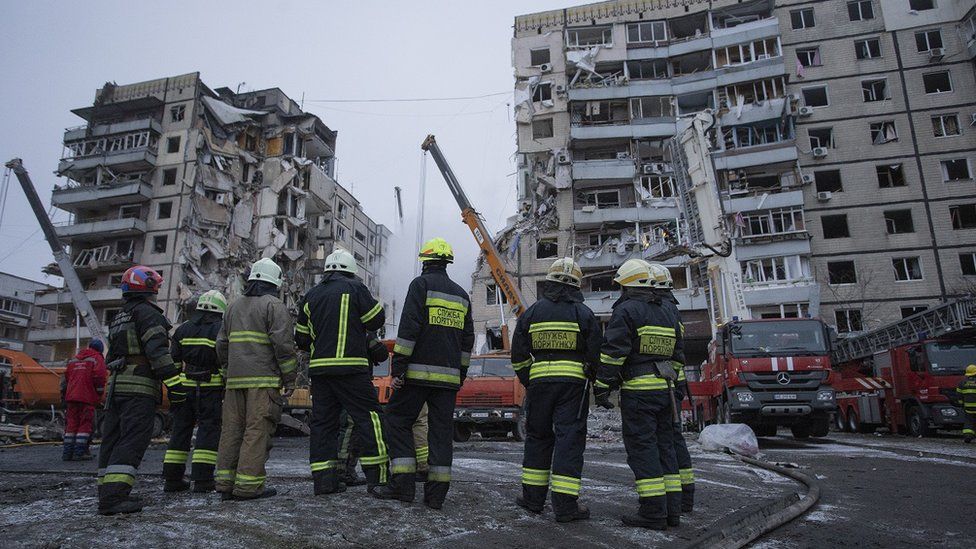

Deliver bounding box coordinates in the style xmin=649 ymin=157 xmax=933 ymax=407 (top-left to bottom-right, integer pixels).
xmin=0 ymin=0 xmax=568 ymax=298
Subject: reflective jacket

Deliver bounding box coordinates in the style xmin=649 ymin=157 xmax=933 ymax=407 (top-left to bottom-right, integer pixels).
xmin=392 ymin=263 xmax=474 ymax=389
xmin=217 ymin=282 xmax=297 ymax=390
xmin=172 ymin=312 xmax=223 ymax=389
xmin=596 ymin=288 xmax=683 ymax=392
xmin=296 ymin=272 xmax=385 ymax=376
xmin=62 ymin=348 xmax=107 ymax=405
xmin=106 ymin=296 xmax=181 ymax=400
xmin=959 ymin=376 xmax=976 ymax=415
xmin=511 ymin=281 xmax=601 ymax=386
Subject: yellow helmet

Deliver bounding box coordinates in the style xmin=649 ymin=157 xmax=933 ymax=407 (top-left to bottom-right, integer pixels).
xmin=545 ymin=257 xmax=582 ymax=288
xmin=419 ymin=237 xmax=454 ymax=263
xmin=645 ymin=262 xmax=673 ymax=289
xmin=966 ymin=364 xmax=976 ymax=377
xmin=613 ymin=259 xmax=655 ymax=288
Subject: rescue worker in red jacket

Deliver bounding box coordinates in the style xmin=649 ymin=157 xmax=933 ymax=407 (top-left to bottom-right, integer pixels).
xmin=61 ymin=340 xmax=107 ymax=461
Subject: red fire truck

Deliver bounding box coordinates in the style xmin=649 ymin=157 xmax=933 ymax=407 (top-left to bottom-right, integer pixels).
xmin=831 ymin=298 xmax=976 ymax=437
xmin=690 ymin=317 xmax=837 ymax=439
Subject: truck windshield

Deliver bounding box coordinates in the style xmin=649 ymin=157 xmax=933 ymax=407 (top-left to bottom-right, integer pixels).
xmin=925 ymin=342 xmax=976 ymax=376
xmin=467 ymin=357 xmax=515 ymax=377
xmin=729 ymin=320 xmax=828 ymax=356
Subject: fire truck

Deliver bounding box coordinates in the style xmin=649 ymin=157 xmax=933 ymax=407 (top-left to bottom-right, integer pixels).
xmin=831 ymin=297 xmax=976 ymax=437
xmin=690 ymin=317 xmax=837 ymax=439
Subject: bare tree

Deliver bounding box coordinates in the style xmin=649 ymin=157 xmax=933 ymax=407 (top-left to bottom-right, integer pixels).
xmin=816 ymin=264 xmax=888 ymax=333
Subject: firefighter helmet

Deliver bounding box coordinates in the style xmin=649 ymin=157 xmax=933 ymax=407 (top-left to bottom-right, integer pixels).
xmin=120 ymin=266 xmax=163 ymax=294
xmin=196 ymin=290 xmax=227 ymax=315
xmin=248 ymin=258 xmax=283 ymax=287
xmin=324 ymin=247 xmax=358 ymax=276
xmin=545 ymin=257 xmax=582 ymax=288
xmin=419 ymin=237 xmax=454 ymax=263
xmin=645 ymin=262 xmax=674 ymax=289
xmin=966 ymin=364 xmax=976 ymax=377
xmin=613 ymin=259 xmax=655 ymax=288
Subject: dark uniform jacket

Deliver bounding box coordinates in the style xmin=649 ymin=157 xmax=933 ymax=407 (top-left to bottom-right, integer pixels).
xmin=596 ymin=288 xmax=684 ymax=392
xmin=511 ymin=281 xmax=601 ymax=386
xmin=106 ymin=296 xmax=181 ymax=400
xmin=958 ymin=377 xmax=976 ymax=415
xmin=172 ymin=312 xmax=223 ymax=389
xmin=392 ymin=263 xmax=474 ymax=389
xmin=655 ymin=289 xmax=687 ymax=384
xmin=296 ymin=272 xmax=385 ymax=376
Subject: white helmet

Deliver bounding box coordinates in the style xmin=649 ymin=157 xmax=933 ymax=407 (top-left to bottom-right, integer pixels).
xmin=613 ymin=259 xmax=655 ymax=288
xmin=645 ymin=262 xmax=673 ymax=289
xmin=248 ymin=258 xmax=283 ymax=287
xmin=545 ymin=257 xmax=582 ymax=288
xmin=324 ymin=247 xmax=358 ymax=276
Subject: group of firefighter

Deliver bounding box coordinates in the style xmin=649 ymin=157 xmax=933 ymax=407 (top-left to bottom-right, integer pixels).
xmin=58 ymin=233 xmax=976 ymax=524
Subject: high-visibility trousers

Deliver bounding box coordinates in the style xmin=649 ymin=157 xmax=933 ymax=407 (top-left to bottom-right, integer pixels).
xmin=385 ymin=384 xmax=456 ymax=507
xmin=620 ymin=389 xmax=681 ymax=520
xmin=97 ymin=395 xmax=156 ymax=509
xmin=215 ymin=387 xmax=282 ymax=498
xmin=163 ymin=388 xmax=222 ymax=483
xmin=673 ymin=382 xmax=695 ymax=511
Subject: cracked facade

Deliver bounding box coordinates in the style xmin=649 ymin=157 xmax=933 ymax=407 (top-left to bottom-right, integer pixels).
xmin=31 ymin=73 xmax=391 ymax=360
xmin=472 ymin=0 xmax=976 ymax=359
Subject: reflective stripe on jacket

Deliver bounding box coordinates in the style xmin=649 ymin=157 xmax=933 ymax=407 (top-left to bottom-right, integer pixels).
xmin=217 ymin=293 xmax=297 ymax=390
xmin=106 ymin=297 xmax=180 ymax=400
xmin=172 ymin=313 xmax=223 ymax=388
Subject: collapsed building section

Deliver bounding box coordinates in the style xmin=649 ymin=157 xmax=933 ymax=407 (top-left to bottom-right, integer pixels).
xmin=32 ymin=73 xmax=391 ymax=360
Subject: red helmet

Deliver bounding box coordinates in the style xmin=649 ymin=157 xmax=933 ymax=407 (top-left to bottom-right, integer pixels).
xmin=120 ymin=265 xmax=163 ymax=294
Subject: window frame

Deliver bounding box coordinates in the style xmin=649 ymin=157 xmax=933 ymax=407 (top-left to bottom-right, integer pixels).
xmin=835 ymin=309 xmax=863 ymax=333
xmin=821 ymin=214 xmax=850 ymax=239
xmin=959 ymin=252 xmax=976 ymax=276
xmin=892 ymin=256 xmax=924 ymax=282
xmin=801 ymin=85 xmax=829 ymax=108
xmin=922 ymin=71 xmax=952 ymax=94
xmin=847 ymin=0 xmax=874 ymax=21
xmin=883 ymin=209 xmax=915 ymax=234
xmin=870 ymin=121 xmax=898 ymax=144
xmin=156 ymin=201 xmax=173 ymax=220
xmin=152 ymin=234 xmax=168 ymax=254
xmin=941 ymin=158 xmax=972 ymax=182
xmin=854 ymin=38 xmax=882 ymax=59
xmin=950 ymin=204 xmax=976 ymax=230
xmin=914 ymin=29 xmax=943 ymax=53
xmin=166 ymin=136 xmax=181 ymax=154
xmin=932 ymin=114 xmax=960 ymax=138
xmin=626 ymin=21 xmax=667 ymax=44
xmin=532 ymin=118 xmax=554 ymax=139
xmin=876 ymin=164 xmax=906 ymax=188
xmin=529 ymin=48 xmax=551 ymax=67
xmin=796 ymin=47 xmax=821 ymax=67
xmin=827 ymin=260 xmax=858 ymax=285
xmin=861 ymin=78 xmax=888 ymax=102
xmin=790 ymin=8 xmax=815 ymax=30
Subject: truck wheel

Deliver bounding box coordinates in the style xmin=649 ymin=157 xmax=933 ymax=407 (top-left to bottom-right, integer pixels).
xmin=833 ymin=411 xmax=847 ymax=432
xmin=512 ymin=409 xmax=527 ymax=442
xmin=811 ymin=416 xmax=830 ymax=438
xmin=453 ymin=424 xmax=471 ymax=443
xmin=907 ymin=407 xmax=931 ymax=438
xmin=790 ymin=423 xmax=811 ymax=439
xmin=718 ymin=397 xmax=732 ymax=424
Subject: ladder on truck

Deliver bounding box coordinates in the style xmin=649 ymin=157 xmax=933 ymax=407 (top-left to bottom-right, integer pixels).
xmin=832 ymin=297 xmax=976 ymax=363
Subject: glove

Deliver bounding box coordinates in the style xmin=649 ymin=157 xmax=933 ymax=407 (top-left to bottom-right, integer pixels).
xmin=391 ymin=375 xmax=405 ymax=390
xmin=167 ymin=382 xmax=187 ymax=405
xmin=593 ymin=385 xmax=614 ymax=410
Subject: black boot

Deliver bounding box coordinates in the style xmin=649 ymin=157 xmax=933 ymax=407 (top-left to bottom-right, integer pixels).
xmin=313 ymin=470 xmax=347 ymax=495
xmin=369 ymin=484 xmax=413 ymax=502
xmin=164 ymin=479 xmax=190 ymax=493
xmin=193 ymin=480 xmax=216 ymax=493
xmin=233 ymin=488 xmax=278 ymax=500
xmin=515 ymin=496 xmax=543 ymax=514
xmin=61 ymin=440 xmax=74 ymax=462
xmin=338 ymin=466 xmax=366 ymax=487
xmin=555 ymin=503 xmax=590 ymax=523
xmin=681 ymin=485 xmax=695 ymax=514
xmin=98 ymin=499 xmax=143 ymax=515
xmin=622 ymin=514 xmax=668 ymax=530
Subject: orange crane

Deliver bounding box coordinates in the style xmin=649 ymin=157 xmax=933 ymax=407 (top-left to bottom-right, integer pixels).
xmin=421 ymin=135 xmax=525 ymax=340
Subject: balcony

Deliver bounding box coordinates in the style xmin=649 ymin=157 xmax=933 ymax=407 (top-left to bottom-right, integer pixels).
xmin=572 ymin=159 xmax=636 ymax=180
xmin=54 ymin=216 xmax=147 ymax=242
xmin=51 ymin=180 xmax=153 ymax=212
xmin=571 ymin=120 xmax=676 ymax=141
xmin=735 ymin=238 xmax=811 ymax=261
xmin=63 ymin=118 xmax=162 ymax=142
xmin=718 ymin=97 xmax=788 ymax=127
xmin=58 ymin=147 xmax=157 ymax=178
xmin=712 ymin=141 xmax=797 ymax=171
xmin=724 ymin=189 xmax=804 ymax=213
xmin=35 ymin=287 xmax=124 ymax=308
xmin=711 ymin=16 xmax=780 ymax=48
xmin=306 ymin=163 xmax=338 ymax=214
xmin=573 ymin=204 xmax=680 ymax=228
xmin=28 ymin=325 xmax=91 ymax=343
xmin=742 ymin=280 xmax=817 ymax=307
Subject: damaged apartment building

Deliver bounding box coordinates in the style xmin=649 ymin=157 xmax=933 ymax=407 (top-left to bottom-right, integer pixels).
xmin=472 ymin=0 xmax=976 ymax=355
xmin=30 ymin=73 xmax=391 ymax=360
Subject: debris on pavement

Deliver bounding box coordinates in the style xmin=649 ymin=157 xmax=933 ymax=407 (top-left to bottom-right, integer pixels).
xmin=699 ymin=424 xmax=760 ymax=457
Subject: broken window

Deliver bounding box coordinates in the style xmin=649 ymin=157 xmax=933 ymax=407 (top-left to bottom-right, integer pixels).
xmin=116 ymin=239 xmax=134 ymax=258
xmin=336 ymin=225 xmax=347 ymax=240
xmin=530 ymin=48 xmax=550 ymax=66
xmin=808 ymin=127 xmax=834 ymax=149
xmin=627 ymin=21 xmax=667 ymax=43
xmin=119 ymin=204 xmax=141 ymax=219
xmin=536 ymin=238 xmax=558 ymax=259
xmin=486 ymin=283 xmax=508 ymax=306
xmin=923 ymin=71 xmax=952 ymax=94
xmin=877 ymin=164 xmax=906 ymax=188
xmin=589 ymin=275 xmax=614 ymax=292
xmin=915 ymin=29 xmax=943 ymax=52
xmin=796 ymin=47 xmax=821 ymax=67
xmin=670 ymin=51 xmax=712 ymax=76
xmin=959 ymin=252 xmax=976 ymax=276
xmin=722 ymin=77 xmax=787 ymax=107
xmin=152 ymin=235 xmax=168 ymax=254
xmin=581 ymin=189 xmax=620 ymax=209
xmin=715 ymin=38 xmax=780 ymax=67
xmin=532 ymin=118 xmax=554 ymax=139
xmin=629 ymin=96 xmax=673 ymax=119
xmin=802 ymin=86 xmax=828 ymax=107
xmin=741 ymin=208 xmax=804 ymax=237
xmin=742 ymin=256 xmax=806 ymax=284
xmin=638 ymin=175 xmax=675 ymax=199
xmin=814 ymin=170 xmax=842 ymax=193
xmin=532 ymin=83 xmax=552 ymax=103
xmin=901 ymin=306 xmax=927 ymax=318
xmin=790 ymin=8 xmax=815 ymax=29
xmin=627 ymin=59 xmax=669 ymax=80
xmin=170 ymin=105 xmax=185 ymax=122
xmin=828 ymin=261 xmax=857 ymax=284
xmin=885 ymin=209 xmax=915 ymax=234
xmin=167 ymin=136 xmax=181 ymax=154
xmin=909 ymin=0 xmax=935 ymax=10
xmin=855 ymin=38 xmax=882 ymax=59
xmin=566 ymin=26 xmax=612 ymax=48
xmin=337 ymin=202 xmax=347 ymax=220
xmin=821 ymin=215 xmax=850 ymax=238
xmin=870 ymin=121 xmax=897 ymax=144
xmin=861 ymin=79 xmax=888 ymax=102
xmin=722 ymin=121 xmax=788 ymax=149
xmin=354 ymin=252 xmax=365 ymax=265
xmin=835 ymin=309 xmax=862 ymax=333
xmin=157 ymin=201 xmax=172 ymax=219
xmin=932 ymin=115 xmax=960 ymax=138
xmin=893 ymin=257 xmax=923 ymax=281
xmin=355 ymin=230 xmax=366 ymax=243
xmin=848 ymin=1 xmax=874 ymax=21
xmin=941 ymin=159 xmax=971 ymax=181
xmin=162 ymin=168 xmax=177 ymax=186
xmin=675 ymin=91 xmax=714 ymax=115
xmin=951 ymin=204 xmax=976 ymax=229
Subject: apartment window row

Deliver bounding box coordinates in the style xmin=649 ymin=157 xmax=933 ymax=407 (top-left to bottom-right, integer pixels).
xmin=801 ymin=71 xmax=951 ymax=110
xmin=740 ymin=207 xmax=805 ymax=238
xmin=0 ymin=298 xmax=30 ymax=316
xmin=826 ymin=257 xmax=923 ymax=285
xmin=814 ymin=158 xmax=970 ymax=192
xmin=742 ymin=255 xmax=810 ymax=284
xmin=820 ymin=209 xmax=915 ymax=239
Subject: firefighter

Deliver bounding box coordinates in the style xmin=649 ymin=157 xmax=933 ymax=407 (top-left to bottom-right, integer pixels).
xmin=163 ymin=290 xmax=227 ymax=493
xmin=373 ymin=238 xmax=474 ymax=509
xmin=646 ymin=262 xmax=694 ymax=513
xmin=511 ymin=257 xmax=601 ymax=522
xmin=61 ymin=340 xmax=107 ymax=461
xmin=215 ymin=258 xmax=297 ymax=501
xmin=98 ymin=266 xmax=184 ymax=515
xmin=296 ymin=248 xmax=388 ymax=495
xmin=959 ymin=364 xmax=976 ymax=443
xmin=593 ymin=259 xmax=683 ymax=530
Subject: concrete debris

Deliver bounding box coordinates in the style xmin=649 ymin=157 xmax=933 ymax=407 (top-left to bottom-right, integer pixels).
xmin=201 ymin=96 xmax=266 ymax=126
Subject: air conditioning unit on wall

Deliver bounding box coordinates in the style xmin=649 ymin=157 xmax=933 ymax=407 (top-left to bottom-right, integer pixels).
xmin=798 ymin=106 xmax=814 ymax=117
xmin=540 ymin=63 xmax=553 ymax=73
xmin=556 ymin=153 xmax=571 ymax=164
xmin=812 ymin=147 xmax=828 ymax=158
xmin=801 ymin=173 xmax=815 ymax=185
xmin=928 ymin=47 xmax=945 ymax=62
xmin=817 ymin=191 xmax=833 ymax=201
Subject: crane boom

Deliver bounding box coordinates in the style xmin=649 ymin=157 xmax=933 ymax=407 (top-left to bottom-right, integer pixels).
xmin=421 ymin=135 xmax=525 ymax=317
xmin=5 ymin=158 xmax=105 ymax=342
